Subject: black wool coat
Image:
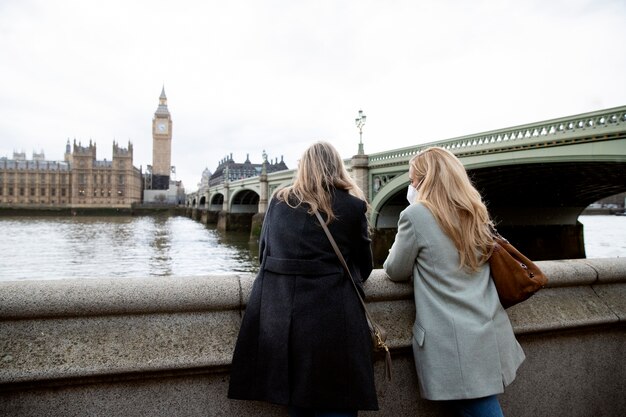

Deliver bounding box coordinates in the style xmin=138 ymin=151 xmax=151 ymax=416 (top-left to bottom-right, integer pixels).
xmin=228 ymin=190 xmax=378 ymax=410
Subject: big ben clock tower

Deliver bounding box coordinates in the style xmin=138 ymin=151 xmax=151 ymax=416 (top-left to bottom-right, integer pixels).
xmin=151 ymin=86 xmax=173 ymax=190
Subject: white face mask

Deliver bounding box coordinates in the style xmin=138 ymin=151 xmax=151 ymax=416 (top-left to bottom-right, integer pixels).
xmin=406 ymin=185 xmax=419 ymax=204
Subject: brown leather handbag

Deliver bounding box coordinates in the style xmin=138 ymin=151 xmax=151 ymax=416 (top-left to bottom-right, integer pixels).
xmin=313 ymin=209 xmax=392 ymax=381
xmin=489 ymin=231 xmax=548 ymax=309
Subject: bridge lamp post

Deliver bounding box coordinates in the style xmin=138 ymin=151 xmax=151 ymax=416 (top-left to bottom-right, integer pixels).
xmin=355 ymin=109 xmax=366 ymax=155
xmin=261 ymin=149 xmax=268 ymax=175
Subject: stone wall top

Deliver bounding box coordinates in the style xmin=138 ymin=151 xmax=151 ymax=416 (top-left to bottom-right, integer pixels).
xmin=0 ymin=275 xmax=248 ymax=319
xmin=1 ymin=258 xmax=625 ymax=320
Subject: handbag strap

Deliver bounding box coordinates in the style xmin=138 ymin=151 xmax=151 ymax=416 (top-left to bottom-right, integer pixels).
xmin=314 ymin=208 xmax=393 ymax=381
xmin=487 ymin=224 xmax=504 ymax=258
xmin=313 ymin=209 xmax=376 ymax=326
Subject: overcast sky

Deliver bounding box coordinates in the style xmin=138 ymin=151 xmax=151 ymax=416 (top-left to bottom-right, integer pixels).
xmin=1 ymin=0 xmax=625 ymax=192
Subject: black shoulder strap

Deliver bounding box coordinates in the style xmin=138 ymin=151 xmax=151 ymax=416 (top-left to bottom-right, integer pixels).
xmin=313 ymin=209 xmax=374 ymax=325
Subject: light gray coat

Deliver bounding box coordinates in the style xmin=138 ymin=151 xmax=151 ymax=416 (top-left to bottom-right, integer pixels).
xmin=383 ymin=203 xmax=525 ymax=401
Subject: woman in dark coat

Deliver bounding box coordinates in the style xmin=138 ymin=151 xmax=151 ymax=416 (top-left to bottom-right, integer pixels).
xmin=228 ymin=141 xmax=378 ymax=416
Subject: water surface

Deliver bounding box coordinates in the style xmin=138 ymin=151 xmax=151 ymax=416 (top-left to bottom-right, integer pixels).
xmin=0 ymin=214 xmax=624 ymax=281
xmin=0 ymin=215 xmax=258 ymax=281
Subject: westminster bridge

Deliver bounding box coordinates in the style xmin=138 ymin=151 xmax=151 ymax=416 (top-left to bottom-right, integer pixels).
xmin=187 ymin=105 xmax=626 ymax=263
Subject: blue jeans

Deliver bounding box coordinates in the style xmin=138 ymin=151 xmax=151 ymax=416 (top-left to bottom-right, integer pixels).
xmin=288 ymin=405 xmax=357 ymax=417
xmin=448 ymin=395 xmax=504 ymax=417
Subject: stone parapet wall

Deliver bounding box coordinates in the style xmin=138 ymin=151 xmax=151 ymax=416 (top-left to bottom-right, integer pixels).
xmin=0 ymin=258 xmax=624 ymax=416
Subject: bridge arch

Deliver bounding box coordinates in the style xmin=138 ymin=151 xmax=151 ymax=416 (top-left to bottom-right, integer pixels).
xmin=230 ymin=189 xmax=260 ymax=213
xmin=371 ymin=172 xmax=410 ymax=229
xmin=199 ymin=196 xmax=206 ymax=208
xmin=209 ymin=193 xmax=224 ymax=212
xmin=370 ymin=135 xmax=626 ymax=228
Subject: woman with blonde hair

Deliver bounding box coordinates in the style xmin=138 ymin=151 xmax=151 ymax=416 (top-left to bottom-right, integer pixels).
xmin=228 ymin=141 xmax=378 ymax=416
xmin=384 ymin=147 xmax=525 ymax=417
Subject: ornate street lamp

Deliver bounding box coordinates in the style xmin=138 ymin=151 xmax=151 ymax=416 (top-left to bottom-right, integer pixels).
xmin=261 ymin=149 xmax=268 ymax=175
xmin=355 ymin=109 xmax=366 ymax=155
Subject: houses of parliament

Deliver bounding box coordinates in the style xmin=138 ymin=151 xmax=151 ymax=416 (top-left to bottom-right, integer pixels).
xmin=0 ymin=88 xmax=176 ymax=209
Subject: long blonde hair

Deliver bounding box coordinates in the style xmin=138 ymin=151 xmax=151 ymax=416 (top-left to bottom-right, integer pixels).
xmin=275 ymin=141 xmax=367 ymax=223
xmin=410 ymin=147 xmax=494 ymax=271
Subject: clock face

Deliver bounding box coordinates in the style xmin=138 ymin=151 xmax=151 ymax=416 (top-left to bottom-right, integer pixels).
xmin=157 ymin=122 xmax=167 ymax=133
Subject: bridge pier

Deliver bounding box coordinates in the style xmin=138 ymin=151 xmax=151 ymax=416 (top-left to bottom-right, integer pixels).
xmin=217 ymin=212 xmax=255 ymax=233
xmin=205 ymin=211 xmax=218 ymax=224
xmin=195 ymin=208 xmax=219 ymax=225
xmin=371 ymin=222 xmax=586 ymax=267
xmin=496 ymin=222 xmax=586 ymax=260
xmin=371 ymin=229 xmax=399 ymax=267
xmin=250 ymin=212 xmax=265 ymax=243
xmin=351 ymin=153 xmax=369 ymax=200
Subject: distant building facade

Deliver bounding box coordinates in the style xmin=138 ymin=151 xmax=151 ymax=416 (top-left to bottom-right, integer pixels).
xmin=0 ymin=140 xmax=142 ymax=208
xmin=195 ymin=167 xmax=212 ymax=197
xmin=208 ymin=153 xmax=288 ymax=186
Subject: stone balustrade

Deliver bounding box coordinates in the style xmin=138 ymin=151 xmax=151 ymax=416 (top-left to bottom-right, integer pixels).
xmin=1 ymin=258 xmax=624 ymax=416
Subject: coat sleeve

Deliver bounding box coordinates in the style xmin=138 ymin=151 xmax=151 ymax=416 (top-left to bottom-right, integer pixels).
xmin=258 ymin=198 xmax=274 ymax=264
xmin=356 ymin=200 xmax=374 ymax=282
xmin=383 ymin=208 xmax=419 ymax=282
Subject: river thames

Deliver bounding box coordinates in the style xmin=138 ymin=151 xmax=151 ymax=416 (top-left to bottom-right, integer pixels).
xmin=0 ymin=214 xmax=625 ymax=281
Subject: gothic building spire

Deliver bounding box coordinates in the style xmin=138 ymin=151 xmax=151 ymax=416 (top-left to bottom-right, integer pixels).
xmin=156 ymin=85 xmax=170 ymax=116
